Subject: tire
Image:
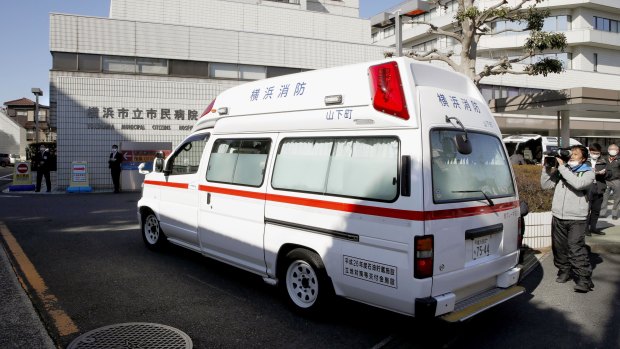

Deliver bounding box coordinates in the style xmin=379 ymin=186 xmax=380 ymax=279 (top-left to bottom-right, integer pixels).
xmin=280 ymin=248 xmax=333 ymax=315
xmin=141 ymin=211 xmax=167 ymax=250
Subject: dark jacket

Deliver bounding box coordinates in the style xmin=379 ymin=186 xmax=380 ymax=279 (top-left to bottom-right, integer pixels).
xmin=33 ymin=150 xmax=51 ymax=172
xmin=590 ymin=157 xmax=607 ymax=195
xmin=108 ymin=151 xmax=123 ymax=171
xmin=605 ymin=156 xmax=620 ymax=181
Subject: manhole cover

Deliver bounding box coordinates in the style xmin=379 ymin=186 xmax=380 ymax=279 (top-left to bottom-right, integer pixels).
xmin=67 ymin=322 xmax=192 ymax=349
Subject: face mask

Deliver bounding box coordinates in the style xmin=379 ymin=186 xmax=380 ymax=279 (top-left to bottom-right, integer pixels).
xmin=591 ymin=154 xmax=600 ymax=160
xmin=610 ymin=150 xmax=618 ymax=156
xmin=112 ymin=148 xmax=117 ymax=152
xmin=567 ymin=160 xmax=580 ymax=167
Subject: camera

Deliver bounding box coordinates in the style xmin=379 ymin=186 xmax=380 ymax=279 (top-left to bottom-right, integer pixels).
xmin=543 ymin=148 xmax=571 ymax=168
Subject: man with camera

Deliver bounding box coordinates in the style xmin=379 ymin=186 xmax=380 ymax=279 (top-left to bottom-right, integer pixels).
xmin=541 ymin=145 xmax=594 ymax=293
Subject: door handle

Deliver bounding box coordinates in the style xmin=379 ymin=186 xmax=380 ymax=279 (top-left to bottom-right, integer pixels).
xmin=207 ymin=193 xmax=211 ymax=205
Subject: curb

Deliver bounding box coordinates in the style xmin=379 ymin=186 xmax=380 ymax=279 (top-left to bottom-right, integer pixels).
xmin=0 ymin=235 xmax=55 ymax=349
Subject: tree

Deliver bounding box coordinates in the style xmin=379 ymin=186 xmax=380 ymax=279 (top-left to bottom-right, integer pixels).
xmin=393 ymin=0 xmax=567 ymax=86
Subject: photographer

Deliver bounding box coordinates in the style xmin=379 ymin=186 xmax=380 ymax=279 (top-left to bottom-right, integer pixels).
xmin=541 ymin=145 xmax=594 ymax=293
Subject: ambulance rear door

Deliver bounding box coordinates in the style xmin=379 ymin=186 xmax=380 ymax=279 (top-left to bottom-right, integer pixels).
xmin=418 ymin=86 xmax=520 ymax=302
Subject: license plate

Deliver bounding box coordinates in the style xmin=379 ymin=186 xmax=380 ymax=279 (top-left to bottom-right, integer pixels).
xmin=472 ymin=235 xmax=491 ymax=260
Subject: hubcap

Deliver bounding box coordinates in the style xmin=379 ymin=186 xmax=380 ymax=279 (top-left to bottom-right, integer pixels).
xmin=286 ymin=260 xmax=319 ymax=308
xmin=144 ymin=215 xmax=159 ymax=244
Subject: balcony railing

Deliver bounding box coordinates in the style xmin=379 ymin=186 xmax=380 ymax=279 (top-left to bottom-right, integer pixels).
xmin=263 ymin=0 xmax=301 ymax=4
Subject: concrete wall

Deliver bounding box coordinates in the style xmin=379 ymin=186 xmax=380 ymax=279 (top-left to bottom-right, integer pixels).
xmin=50 ymin=71 xmax=241 ymax=190
xmin=50 ymin=14 xmax=384 ymax=70
xmin=108 ymin=0 xmax=369 ymax=43
xmin=0 ymin=110 xmax=26 ymax=157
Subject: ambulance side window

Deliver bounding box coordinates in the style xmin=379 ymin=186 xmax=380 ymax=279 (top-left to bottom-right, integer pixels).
xmin=168 ymin=134 xmax=209 ymax=176
xmin=206 ymin=138 xmax=271 ymax=187
xmin=272 ymin=137 xmax=399 ymax=202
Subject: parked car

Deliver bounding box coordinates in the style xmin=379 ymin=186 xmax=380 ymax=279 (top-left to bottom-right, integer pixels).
xmin=9 ymin=154 xmax=20 ymax=166
xmin=0 ymin=153 xmax=10 ymax=167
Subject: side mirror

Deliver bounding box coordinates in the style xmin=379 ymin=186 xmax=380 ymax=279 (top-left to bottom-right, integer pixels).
xmin=154 ymin=158 xmax=164 ymax=173
xmin=455 ymin=134 xmax=472 ymax=155
xmin=138 ymin=162 xmax=150 ymax=175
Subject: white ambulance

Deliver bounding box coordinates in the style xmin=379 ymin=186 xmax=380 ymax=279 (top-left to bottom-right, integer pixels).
xmin=137 ymin=57 xmax=524 ymax=321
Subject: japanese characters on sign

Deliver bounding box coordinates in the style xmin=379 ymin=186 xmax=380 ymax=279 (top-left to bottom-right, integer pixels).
xmin=250 ymin=81 xmax=307 ymax=101
xmin=85 ymin=107 xmax=198 ymax=131
xmin=437 ymin=93 xmax=481 ymax=114
xmin=343 ymin=255 xmax=397 ymax=289
xmin=326 ymin=109 xmax=353 ymax=121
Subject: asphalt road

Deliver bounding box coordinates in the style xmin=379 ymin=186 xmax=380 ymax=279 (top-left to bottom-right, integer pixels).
xmin=0 ymin=166 xmax=13 ymax=187
xmin=1 ymin=191 xmax=619 ymax=349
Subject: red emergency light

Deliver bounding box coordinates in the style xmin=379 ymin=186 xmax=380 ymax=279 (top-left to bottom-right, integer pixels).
xmin=368 ymin=61 xmax=410 ymax=120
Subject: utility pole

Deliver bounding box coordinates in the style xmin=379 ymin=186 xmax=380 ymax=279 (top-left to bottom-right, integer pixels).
xmin=32 ymin=88 xmax=43 ymax=144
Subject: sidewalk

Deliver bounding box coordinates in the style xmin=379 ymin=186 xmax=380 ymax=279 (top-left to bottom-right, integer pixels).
xmin=519 ymin=211 xmax=620 ymax=280
xmin=0 ymin=239 xmax=55 ymax=349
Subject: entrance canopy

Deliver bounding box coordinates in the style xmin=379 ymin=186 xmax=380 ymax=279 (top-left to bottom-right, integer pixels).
xmin=489 ymin=87 xmax=620 ymax=119
xmin=488 ymin=87 xmax=620 ymax=146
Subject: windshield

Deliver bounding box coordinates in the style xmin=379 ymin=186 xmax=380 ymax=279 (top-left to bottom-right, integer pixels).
xmin=431 ymin=129 xmax=515 ymax=203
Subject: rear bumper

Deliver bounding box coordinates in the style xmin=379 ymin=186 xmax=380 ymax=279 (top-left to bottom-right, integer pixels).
xmin=415 ymin=266 xmax=524 ymax=321
xmin=440 ymin=285 xmax=525 ymax=322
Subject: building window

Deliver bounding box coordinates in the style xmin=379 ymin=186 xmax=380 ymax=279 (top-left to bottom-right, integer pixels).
xmin=371 ymin=31 xmax=379 ymax=43
xmin=267 ymin=66 xmax=301 ymax=78
xmin=209 ymin=63 xmax=239 ymax=79
xmin=170 ymin=60 xmax=209 ymax=77
xmin=412 ymin=39 xmax=437 ymax=53
xmin=137 ymin=58 xmax=168 ymax=75
xmin=594 ymin=16 xmax=619 ymax=32
xmin=16 ymin=110 xmax=28 ymax=117
xmin=239 ymin=65 xmax=266 ymax=80
xmin=52 ymin=52 xmax=77 ymax=70
xmin=594 ymin=53 xmax=598 ymax=72
xmin=77 ymin=54 xmax=101 ymax=72
xmin=384 ymin=25 xmax=395 ymax=38
xmin=103 ymin=56 xmax=136 ymax=73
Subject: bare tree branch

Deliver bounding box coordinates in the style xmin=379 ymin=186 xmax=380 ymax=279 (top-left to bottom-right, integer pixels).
xmin=478 ymin=0 xmax=531 ymax=24
xmin=407 ymin=20 xmax=463 ymax=42
xmin=406 ymin=49 xmax=460 ymax=71
xmin=478 ymin=27 xmax=528 ymax=36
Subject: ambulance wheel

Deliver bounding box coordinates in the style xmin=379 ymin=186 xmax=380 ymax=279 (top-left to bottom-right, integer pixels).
xmin=141 ymin=211 xmax=167 ymax=250
xmin=281 ymin=248 xmax=333 ymax=315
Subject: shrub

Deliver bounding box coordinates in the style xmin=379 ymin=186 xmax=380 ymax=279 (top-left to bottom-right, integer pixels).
xmin=513 ymin=165 xmax=553 ymax=212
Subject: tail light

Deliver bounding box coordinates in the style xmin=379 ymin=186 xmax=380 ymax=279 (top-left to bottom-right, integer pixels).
xmin=415 ymin=235 xmax=434 ymax=279
xmin=368 ymin=61 xmax=409 ymax=120
xmin=200 ymin=99 xmax=217 ymax=118
xmin=517 ymin=217 xmax=523 ymax=249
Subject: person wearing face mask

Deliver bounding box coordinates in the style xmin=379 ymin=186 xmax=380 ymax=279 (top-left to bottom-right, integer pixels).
xmin=586 ymin=143 xmax=607 ymax=236
xmin=34 ymin=145 xmax=52 ymax=192
xmin=108 ymin=144 xmax=124 ymax=193
xmin=541 ymin=145 xmax=595 ymax=293
xmin=601 ymin=143 xmax=620 ymax=219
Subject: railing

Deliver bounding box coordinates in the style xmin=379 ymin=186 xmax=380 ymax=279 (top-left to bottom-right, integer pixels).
xmin=263 ymin=0 xmax=301 ymax=5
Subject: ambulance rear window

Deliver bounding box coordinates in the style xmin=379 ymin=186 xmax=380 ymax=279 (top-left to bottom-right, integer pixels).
xmin=431 ymin=130 xmax=515 ymax=203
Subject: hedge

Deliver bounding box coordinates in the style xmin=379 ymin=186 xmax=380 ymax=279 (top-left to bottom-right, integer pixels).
xmin=513 ymin=165 xmax=553 ymax=212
